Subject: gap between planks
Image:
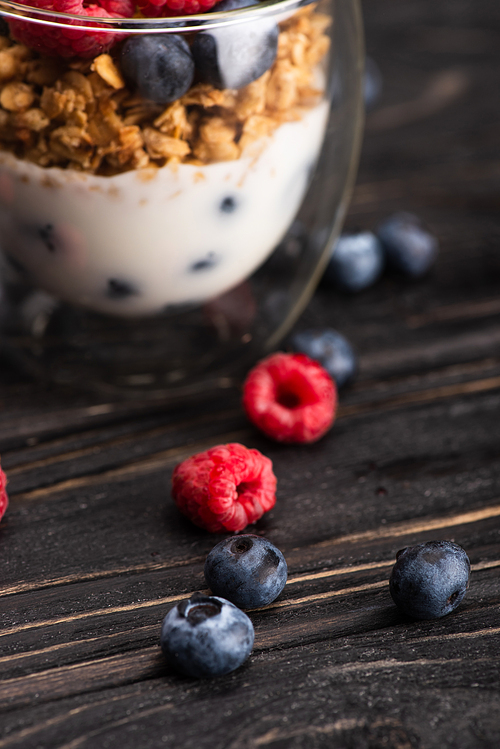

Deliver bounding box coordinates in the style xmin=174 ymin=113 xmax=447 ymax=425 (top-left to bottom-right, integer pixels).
xmin=1 ymin=503 xmax=500 ymax=601
xmin=1 ymin=557 xmax=499 ymax=640
xmin=7 ymin=373 xmax=500 ymax=504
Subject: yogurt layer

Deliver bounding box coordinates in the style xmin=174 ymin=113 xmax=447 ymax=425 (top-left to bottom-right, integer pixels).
xmin=0 ymin=99 xmax=328 ymax=317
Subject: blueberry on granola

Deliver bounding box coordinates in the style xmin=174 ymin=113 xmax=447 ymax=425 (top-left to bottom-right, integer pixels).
xmin=191 ymin=0 xmax=279 ymax=90
xmin=120 ymin=34 xmax=195 ymax=105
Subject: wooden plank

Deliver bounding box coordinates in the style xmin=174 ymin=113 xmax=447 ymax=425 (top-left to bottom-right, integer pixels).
xmin=1 ymin=0 xmax=500 ymax=746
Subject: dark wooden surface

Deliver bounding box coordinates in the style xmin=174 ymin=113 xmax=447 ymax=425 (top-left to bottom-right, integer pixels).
xmin=1 ymin=1 xmax=500 ymax=746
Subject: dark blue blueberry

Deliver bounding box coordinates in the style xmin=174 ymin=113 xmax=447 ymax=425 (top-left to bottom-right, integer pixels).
xmin=364 ymin=56 xmax=383 ymax=111
xmin=191 ymin=0 xmax=278 ymax=90
xmin=220 ymin=196 xmax=238 ymax=214
xmin=291 ymin=328 xmax=357 ymax=388
xmin=106 ymin=278 xmax=138 ymax=299
xmin=205 ymin=535 xmax=287 ymax=609
xmin=377 ymin=212 xmax=439 ymax=278
xmin=389 ymin=541 xmax=470 ymax=620
xmin=120 ymin=34 xmax=194 ymax=105
xmin=190 ymin=252 xmax=219 ymax=272
xmin=324 ymin=231 xmax=384 ymax=291
xmin=39 ymin=224 xmax=56 ymax=252
xmin=160 ymin=592 xmax=254 ymax=678
xmin=323 ymin=231 xmax=384 ymax=292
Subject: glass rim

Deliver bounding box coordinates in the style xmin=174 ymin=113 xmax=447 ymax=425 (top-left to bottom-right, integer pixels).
xmin=0 ymin=0 xmax=313 ymax=33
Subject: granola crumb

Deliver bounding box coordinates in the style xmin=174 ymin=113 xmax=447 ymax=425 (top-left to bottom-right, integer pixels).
xmin=0 ymin=5 xmax=330 ymax=175
xmin=92 ymin=55 xmax=125 ymax=90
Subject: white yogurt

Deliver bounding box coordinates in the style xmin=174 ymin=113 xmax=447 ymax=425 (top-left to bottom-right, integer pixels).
xmin=0 ymin=100 xmax=328 ymax=316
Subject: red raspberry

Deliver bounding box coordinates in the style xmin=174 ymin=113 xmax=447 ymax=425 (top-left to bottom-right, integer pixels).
xmin=242 ymin=352 xmax=337 ymax=444
xmin=172 ymin=443 xmax=277 ymax=533
xmin=137 ymin=0 xmax=222 ymax=18
xmin=0 ymin=464 xmax=8 ymax=524
xmin=8 ymin=0 xmax=135 ymax=59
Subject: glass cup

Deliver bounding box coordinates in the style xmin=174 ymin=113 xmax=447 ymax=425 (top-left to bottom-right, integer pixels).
xmin=0 ymin=0 xmax=364 ymax=400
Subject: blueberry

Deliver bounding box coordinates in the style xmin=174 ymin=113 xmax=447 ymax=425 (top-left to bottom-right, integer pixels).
xmin=189 ymin=252 xmax=219 ymax=272
xmin=291 ymin=328 xmax=357 ymax=388
xmin=364 ymin=56 xmax=383 ymax=111
xmin=323 ymin=231 xmax=384 ymax=292
xmin=204 ymin=535 xmax=287 ymax=609
xmin=389 ymin=541 xmax=471 ymax=620
xmin=106 ymin=278 xmax=138 ymax=299
xmin=220 ymin=196 xmax=238 ymax=214
xmin=377 ymin=212 xmax=439 ymax=278
xmin=191 ymin=0 xmax=278 ymax=90
xmin=120 ymin=34 xmax=194 ymax=105
xmin=160 ymin=592 xmax=254 ymax=678
xmin=39 ymin=224 xmax=56 ymax=252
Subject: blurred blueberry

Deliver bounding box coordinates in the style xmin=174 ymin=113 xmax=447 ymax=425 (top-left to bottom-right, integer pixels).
xmin=389 ymin=541 xmax=470 ymax=620
xmin=364 ymin=56 xmax=383 ymax=111
xmin=291 ymin=328 xmax=357 ymax=388
xmin=377 ymin=212 xmax=439 ymax=278
xmin=324 ymin=231 xmax=384 ymax=292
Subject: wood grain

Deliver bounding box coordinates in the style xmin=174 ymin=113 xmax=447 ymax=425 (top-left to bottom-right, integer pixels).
xmin=1 ymin=0 xmax=500 ymax=747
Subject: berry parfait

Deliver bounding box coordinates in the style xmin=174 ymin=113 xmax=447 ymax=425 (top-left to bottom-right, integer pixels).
xmin=0 ymin=0 xmax=364 ymax=399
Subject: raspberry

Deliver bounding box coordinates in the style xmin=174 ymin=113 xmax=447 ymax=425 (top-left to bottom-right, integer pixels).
xmin=242 ymin=352 xmax=337 ymax=444
xmin=137 ymin=0 xmax=222 ymax=18
xmin=8 ymin=0 xmax=135 ymax=59
xmin=172 ymin=443 xmax=277 ymax=533
xmin=0 ymin=464 xmax=8 ymax=524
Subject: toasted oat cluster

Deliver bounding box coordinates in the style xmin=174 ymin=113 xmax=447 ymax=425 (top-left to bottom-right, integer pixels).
xmin=0 ymin=6 xmax=330 ymax=175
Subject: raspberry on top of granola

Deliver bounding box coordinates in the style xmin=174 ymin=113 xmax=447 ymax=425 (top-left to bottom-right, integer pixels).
xmin=8 ymin=0 xmax=136 ymax=59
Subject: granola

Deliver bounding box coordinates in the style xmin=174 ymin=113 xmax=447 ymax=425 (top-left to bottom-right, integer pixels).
xmin=0 ymin=6 xmax=330 ymax=175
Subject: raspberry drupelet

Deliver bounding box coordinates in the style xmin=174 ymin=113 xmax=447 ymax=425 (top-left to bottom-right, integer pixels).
xmin=8 ymin=0 xmax=136 ymax=59
xmin=242 ymin=352 xmax=337 ymax=443
xmin=0 ymin=464 xmax=8 ymax=524
xmin=172 ymin=443 xmax=277 ymax=533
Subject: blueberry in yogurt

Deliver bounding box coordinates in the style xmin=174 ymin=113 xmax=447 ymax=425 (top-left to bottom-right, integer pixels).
xmin=291 ymin=328 xmax=357 ymax=388
xmin=205 ymin=535 xmax=287 ymax=609
xmin=106 ymin=278 xmax=139 ymax=299
xmin=190 ymin=252 xmax=220 ymax=272
xmin=376 ymin=212 xmax=439 ymax=278
xmin=120 ymin=35 xmax=195 ymax=105
xmin=39 ymin=224 xmax=57 ymax=253
xmin=389 ymin=541 xmax=471 ymax=620
xmin=191 ymin=0 xmax=279 ymax=90
xmin=323 ymin=231 xmax=384 ymax=292
xmin=220 ymin=196 xmax=239 ymax=214
xmin=160 ymin=592 xmax=254 ymax=678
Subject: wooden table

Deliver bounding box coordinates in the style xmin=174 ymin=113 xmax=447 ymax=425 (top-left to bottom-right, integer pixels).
xmin=1 ymin=1 xmax=499 ymax=746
